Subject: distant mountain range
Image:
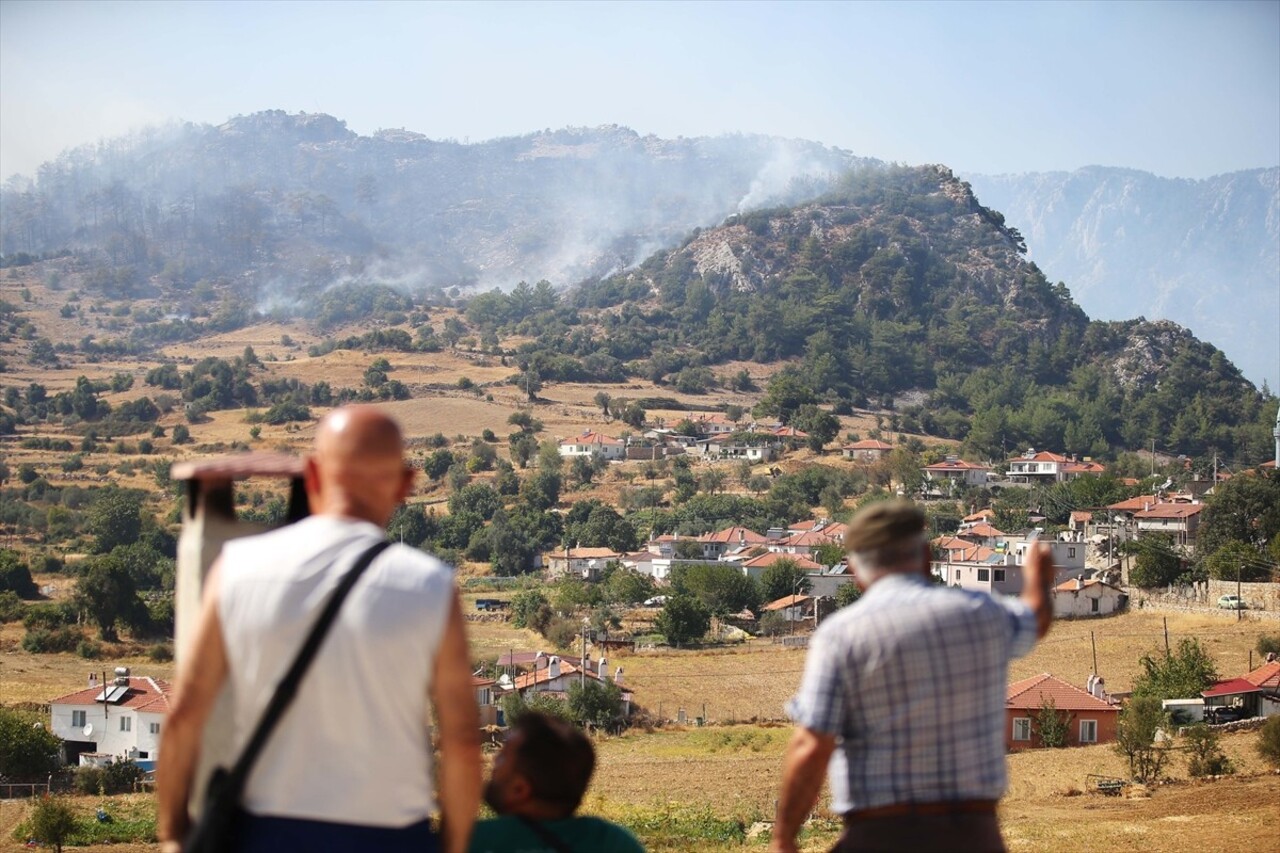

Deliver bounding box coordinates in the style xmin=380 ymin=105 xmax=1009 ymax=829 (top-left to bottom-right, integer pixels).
xmin=965 ymin=167 xmax=1280 ymax=390
xmin=1 ymin=113 xmax=1275 ymax=390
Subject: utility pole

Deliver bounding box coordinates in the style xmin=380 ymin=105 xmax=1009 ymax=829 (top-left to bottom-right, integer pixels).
xmin=1091 ymin=631 xmax=1098 ymax=675
xmin=581 ymin=622 xmax=588 ymax=689
xmin=1238 ymin=563 xmax=1243 ymax=623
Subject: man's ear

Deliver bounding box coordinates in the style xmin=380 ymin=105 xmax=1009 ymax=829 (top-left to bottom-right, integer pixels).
xmin=506 ymin=773 xmax=533 ymax=807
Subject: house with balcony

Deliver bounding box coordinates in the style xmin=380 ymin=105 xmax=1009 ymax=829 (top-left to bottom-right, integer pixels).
xmin=1005 ymin=449 xmax=1106 ymax=484
xmin=921 ymin=457 xmax=991 ymax=493
xmin=1133 ymin=502 xmax=1204 ymax=548
xmin=545 ymin=547 xmax=622 ymax=580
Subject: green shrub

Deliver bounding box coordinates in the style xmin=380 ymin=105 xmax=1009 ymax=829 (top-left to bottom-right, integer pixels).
xmin=23 ymin=627 xmax=81 ymax=653
xmin=1257 ymin=634 xmax=1280 ymax=657
xmin=77 ymin=639 xmax=104 ymax=659
xmin=0 ymin=589 xmax=24 ymax=622
xmin=1259 ymin=716 xmax=1280 ymax=768
xmin=24 ymin=603 xmax=73 ymax=630
xmin=28 ymin=794 xmax=78 ymax=853
xmin=147 ymin=643 xmax=174 ymax=662
xmin=1184 ymin=724 xmax=1234 ymax=777
xmin=73 ymin=765 xmax=106 ymax=795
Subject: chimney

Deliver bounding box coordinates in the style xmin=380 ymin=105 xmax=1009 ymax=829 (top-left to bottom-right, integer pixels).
xmin=598 ymin=656 xmax=607 ymax=678
xmin=548 ymin=656 xmax=561 ymax=679
xmin=614 ymin=666 xmax=624 ymax=685
xmin=88 ymin=672 xmax=97 ymax=689
xmin=1075 ymin=577 xmax=1083 ymax=590
xmin=1091 ymin=677 xmax=1105 ymax=699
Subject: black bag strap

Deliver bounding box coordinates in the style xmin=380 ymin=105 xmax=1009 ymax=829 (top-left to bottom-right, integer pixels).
xmin=516 ymin=816 xmax=574 ymax=853
xmin=225 ymin=539 xmax=392 ymax=789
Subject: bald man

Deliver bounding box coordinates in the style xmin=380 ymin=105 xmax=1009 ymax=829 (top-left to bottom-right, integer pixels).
xmin=158 ymin=406 xmax=481 ymax=853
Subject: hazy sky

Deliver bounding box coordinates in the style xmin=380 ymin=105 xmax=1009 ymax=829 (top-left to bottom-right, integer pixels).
xmin=2 ymin=0 xmax=1277 ymax=182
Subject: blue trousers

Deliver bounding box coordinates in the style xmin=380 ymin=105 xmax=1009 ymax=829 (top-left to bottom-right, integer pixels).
xmin=236 ymin=814 xmax=439 ymax=853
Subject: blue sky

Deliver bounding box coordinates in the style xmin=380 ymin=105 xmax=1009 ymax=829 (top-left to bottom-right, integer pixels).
xmin=1 ymin=0 xmax=1277 ymax=181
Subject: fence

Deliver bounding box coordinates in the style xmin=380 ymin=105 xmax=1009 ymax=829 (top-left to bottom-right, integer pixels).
xmin=0 ymin=781 xmax=51 ymax=799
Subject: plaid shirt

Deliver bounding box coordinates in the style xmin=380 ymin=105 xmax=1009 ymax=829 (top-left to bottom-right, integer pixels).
xmin=787 ymin=574 xmax=1037 ymax=813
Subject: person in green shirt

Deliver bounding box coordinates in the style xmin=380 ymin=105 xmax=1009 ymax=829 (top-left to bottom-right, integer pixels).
xmin=469 ymin=711 xmax=645 ymax=853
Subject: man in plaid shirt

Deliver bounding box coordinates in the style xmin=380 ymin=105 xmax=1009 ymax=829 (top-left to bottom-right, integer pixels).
xmin=771 ymin=501 xmax=1054 ymax=853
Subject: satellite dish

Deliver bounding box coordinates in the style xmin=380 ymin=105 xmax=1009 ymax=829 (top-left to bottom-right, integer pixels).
xmin=83 ymin=723 xmax=94 ymax=737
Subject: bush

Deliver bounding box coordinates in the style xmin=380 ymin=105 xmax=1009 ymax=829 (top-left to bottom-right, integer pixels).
xmin=77 ymin=639 xmax=104 ymax=659
xmin=1184 ymin=724 xmax=1234 ymax=777
xmin=0 ymin=589 xmax=24 ymax=622
xmin=28 ymin=795 xmax=78 ymax=853
xmin=544 ymin=616 xmax=580 ymax=651
xmin=148 ymin=643 xmax=174 ymax=662
xmin=73 ymin=759 xmax=143 ymax=795
xmin=23 ymin=626 xmax=82 ymax=653
xmin=1258 ymin=716 xmax=1280 ymax=768
xmin=1258 ymin=634 xmax=1280 ymax=657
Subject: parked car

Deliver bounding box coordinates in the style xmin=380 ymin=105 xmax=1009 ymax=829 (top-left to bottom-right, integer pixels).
xmin=1217 ymin=594 xmax=1246 ymax=609
xmin=643 ymin=596 xmax=668 ymax=607
xmin=1206 ymin=705 xmax=1247 ymax=724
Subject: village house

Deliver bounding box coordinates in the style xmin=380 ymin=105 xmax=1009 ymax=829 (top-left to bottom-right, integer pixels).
xmin=1052 ymin=577 xmax=1128 ymax=618
xmin=1199 ymin=658 xmax=1280 ymax=722
xmin=1005 ymin=449 xmax=1107 ymax=484
xmin=737 ymin=550 xmax=823 ymax=581
xmin=544 ymin=546 xmax=622 ymax=581
xmin=1005 ymin=673 xmax=1119 ymax=750
xmin=694 ymin=438 xmax=777 ymax=462
xmin=934 ymin=535 xmax=1084 ymax=596
xmin=698 ymin=526 xmax=768 ymax=560
xmin=692 ymin=412 xmax=743 ymax=436
xmin=921 ymin=457 xmax=992 ymax=492
xmin=841 ymin=439 xmax=893 ymax=463
xmin=761 ymin=593 xmax=818 ymax=626
xmin=1133 ymin=501 xmax=1204 ymax=548
xmin=472 ymin=674 xmax=502 ymax=727
xmin=558 ymin=431 xmax=626 ymax=461
xmin=505 ymin=654 xmax=633 ymax=717
xmin=49 ymin=669 xmax=170 ymax=767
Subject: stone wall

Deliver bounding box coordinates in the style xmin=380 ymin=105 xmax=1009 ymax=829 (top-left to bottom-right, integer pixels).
xmin=1207 ymin=579 xmax=1280 ymax=612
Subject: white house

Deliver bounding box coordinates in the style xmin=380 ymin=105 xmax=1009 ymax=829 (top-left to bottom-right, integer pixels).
xmin=1005 ymin=449 xmax=1107 ymax=484
xmin=509 ymin=655 xmax=633 ymax=717
xmin=1052 ymin=577 xmax=1128 ymax=618
xmin=921 ymin=457 xmax=991 ymax=490
xmin=558 ymin=431 xmax=626 ymax=461
xmin=1133 ymin=502 xmax=1204 ymax=547
xmin=49 ymin=669 xmax=170 ymax=766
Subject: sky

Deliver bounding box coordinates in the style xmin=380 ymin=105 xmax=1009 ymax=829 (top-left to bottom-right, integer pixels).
xmin=1 ymin=0 xmax=1277 ymax=182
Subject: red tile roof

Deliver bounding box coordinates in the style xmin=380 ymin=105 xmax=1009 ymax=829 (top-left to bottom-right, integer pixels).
xmin=1006 ymin=673 xmax=1115 ymax=712
xmin=699 ymin=526 xmax=768 ymax=545
xmin=550 ymin=547 xmax=621 ymax=560
xmin=963 ymin=509 xmax=995 ymax=523
xmin=1053 ymin=578 xmax=1124 ymax=593
xmin=1134 ymin=503 xmax=1204 ymax=520
xmin=1202 ymin=678 xmax=1260 ymax=698
xmin=1107 ymin=495 xmax=1159 ymax=512
xmin=561 ymin=431 xmax=623 ymax=446
xmin=924 ymin=458 xmax=990 ymax=471
xmin=1241 ymin=660 xmax=1280 ymax=690
xmin=959 ymin=521 xmax=1005 ymax=538
xmin=771 ymin=425 xmax=809 ymax=438
xmin=762 ymin=594 xmax=813 ymax=612
xmin=50 ymin=677 xmax=171 ymax=714
xmin=1070 ymin=511 xmax=1093 ymax=523
xmin=743 ymin=552 xmax=822 ymax=570
xmin=843 ymin=439 xmax=893 ymax=451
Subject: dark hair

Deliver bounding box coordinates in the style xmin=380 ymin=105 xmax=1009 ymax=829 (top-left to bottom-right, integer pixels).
xmin=510 ymin=711 xmax=595 ymax=815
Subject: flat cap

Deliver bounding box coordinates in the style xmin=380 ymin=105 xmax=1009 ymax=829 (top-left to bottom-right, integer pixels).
xmin=844 ymin=499 xmax=926 ymax=552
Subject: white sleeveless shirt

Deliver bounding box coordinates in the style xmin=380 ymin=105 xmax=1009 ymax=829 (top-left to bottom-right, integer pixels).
xmin=217 ymin=516 xmax=453 ymax=826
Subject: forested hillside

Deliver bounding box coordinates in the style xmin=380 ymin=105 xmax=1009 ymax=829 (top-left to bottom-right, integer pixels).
xmin=523 ymin=165 xmax=1271 ymax=466
xmin=966 ymin=166 xmax=1280 ymax=390
xmin=0 ymin=112 xmax=863 ymax=295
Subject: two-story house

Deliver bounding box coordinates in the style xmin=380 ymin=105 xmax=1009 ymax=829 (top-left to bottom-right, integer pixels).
xmin=1005 ymin=449 xmax=1106 ymax=484
xmin=921 ymin=457 xmax=991 ymax=492
xmin=49 ymin=669 xmax=170 ymax=767
xmin=1133 ymin=502 xmax=1204 ymax=548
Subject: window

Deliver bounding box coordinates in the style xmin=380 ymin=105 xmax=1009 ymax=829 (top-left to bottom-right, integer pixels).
xmin=994 ymin=569 xmax=1006 ymax=582
xmin=71 ymin=710 xmax=86 ymax=728
xmin=1068 ymin=547 xmax=1077 ymax=558
xmin=977 ymin=568 xmax=990 ymax=582
xmin=149 ymin=722 xmax=161 ymax=735
xmin=1079 ymin=720 xmax=1097 ymax=743
xmin=954 ymin=570 xmax=960 ymax=581
xmin=1012 ymin=718 xmax=1031 ymax=741
xmin=120 ymin=717 xmax=132 ymax=733
xmin=1091 ymin=598 xmax=1100 ymax=613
